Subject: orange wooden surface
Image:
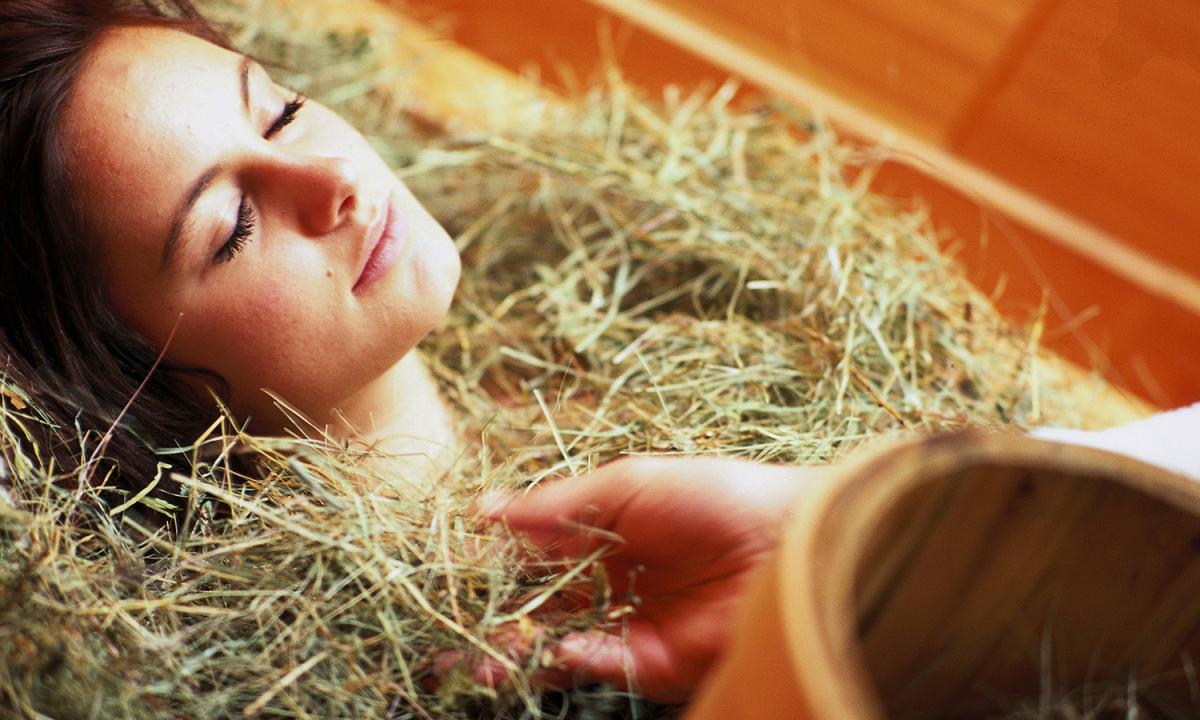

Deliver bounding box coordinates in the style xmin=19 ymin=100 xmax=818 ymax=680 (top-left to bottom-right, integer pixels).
xmin=951 ymin=0 xmax=1200 ymax=276
xmin=403 ymin=0 xmax=1200 ymax=406
xmin=643 ymin=0 xmax=1040 ymax=141
xmin=404 ymin=0 xmax=730 ymax=92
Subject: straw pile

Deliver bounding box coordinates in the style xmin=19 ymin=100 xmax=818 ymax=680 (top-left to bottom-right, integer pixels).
xmin=0 ymin=0 xmax=1148 ymax=717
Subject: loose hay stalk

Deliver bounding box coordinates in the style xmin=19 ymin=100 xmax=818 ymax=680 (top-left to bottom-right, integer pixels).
xmin=0 ymin=1 xmax=1148 ymax=717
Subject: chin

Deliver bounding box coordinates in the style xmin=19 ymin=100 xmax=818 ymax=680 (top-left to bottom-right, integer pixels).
xmin=426 ymin=257 xmax=461 ymax=332
xmin=418 ymin=227 xmax=462 ymax=317
xmin=384 ymin=246 xmax=459 ymax=356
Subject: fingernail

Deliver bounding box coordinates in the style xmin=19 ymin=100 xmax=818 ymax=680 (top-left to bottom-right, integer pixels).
xmin=556 ymin=632 xmax=600 ymax=659
xmin=475 ymin=490 xmax=512 ymax=519
xmin=557 ymin=634 xmax=587 ymax=654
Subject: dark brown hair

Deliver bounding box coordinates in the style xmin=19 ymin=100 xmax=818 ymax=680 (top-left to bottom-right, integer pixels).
xmin=0 ymin=0 xmax=232 ymax=521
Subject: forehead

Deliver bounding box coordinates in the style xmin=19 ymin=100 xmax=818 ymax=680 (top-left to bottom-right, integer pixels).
xmin=61 ymin=26 xmax=242 ymax=275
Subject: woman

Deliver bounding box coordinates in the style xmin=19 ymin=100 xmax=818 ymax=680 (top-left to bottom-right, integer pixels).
xmin=0 ymin=0 xmax=462 ymax=500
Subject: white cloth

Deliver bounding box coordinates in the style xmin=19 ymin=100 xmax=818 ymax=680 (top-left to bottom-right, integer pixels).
xmin=1032 ymin=402 xmax=1200 ymax=481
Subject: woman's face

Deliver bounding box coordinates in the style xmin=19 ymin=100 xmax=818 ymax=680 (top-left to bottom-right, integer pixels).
xmin=61 ymin=26 xmax=461 ymax=428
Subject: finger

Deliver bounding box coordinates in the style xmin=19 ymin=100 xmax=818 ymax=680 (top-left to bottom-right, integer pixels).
xmin=471 ymin=656 xmax=513 ymax=689
xmin=555 ymin=630 xmax=691 ymax=702
xmin=476 ymin=461 xmax=650 ymax=536
xmin=435 ymin=623 xmax=555 ymax=691
xmin=421 ymin=650 xmax=465 ymax=692
xmin=425 ymin=650 xmax=524 ymax=694
xmin=474 ymin=489 xmax=518 ymax=520
xmin=552 ymin=631 xmax=639 ymax=688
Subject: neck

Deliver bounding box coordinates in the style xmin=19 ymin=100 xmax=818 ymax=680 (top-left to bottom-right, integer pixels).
xmin=326 ymin=352 xmax=459 ymax=485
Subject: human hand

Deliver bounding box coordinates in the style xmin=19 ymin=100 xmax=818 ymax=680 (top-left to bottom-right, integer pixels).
xmin=477 ymin=456 xmax=823 ymax=702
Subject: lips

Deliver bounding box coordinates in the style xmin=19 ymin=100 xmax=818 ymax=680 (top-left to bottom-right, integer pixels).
xmin=353 ymin=194 xmax=405 ymax=294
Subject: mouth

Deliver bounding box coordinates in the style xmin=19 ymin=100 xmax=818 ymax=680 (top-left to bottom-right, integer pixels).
xmin=353 ymin=193 xmax=406 ymax=294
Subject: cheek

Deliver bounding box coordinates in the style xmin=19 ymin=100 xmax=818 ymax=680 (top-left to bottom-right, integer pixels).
xmin=206 ymin=283 xmax=284 ymax=336
xmin=177 ymin=280 xmax=330 ymax=379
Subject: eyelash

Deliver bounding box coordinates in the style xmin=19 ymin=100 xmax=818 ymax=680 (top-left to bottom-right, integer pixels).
xmin=213 ymin=94 xmax=307 ymax=264
xmin=215 ymin=199 xmax=255 ymax=265
xmin=265 ymin=94 xmax=306 ymax=139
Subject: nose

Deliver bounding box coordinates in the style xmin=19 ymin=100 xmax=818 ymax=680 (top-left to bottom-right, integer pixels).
xmin=258 ymin=153 xmax=360 ymax=237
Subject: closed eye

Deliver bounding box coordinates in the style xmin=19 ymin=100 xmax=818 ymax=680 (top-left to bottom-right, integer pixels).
xmin=265 ymin=94 xmax=306 ymax=139
xmin=214 ymin=197 xmax=255 ymax=264
xmin=210 ymin=93 xmax=306 ymax=266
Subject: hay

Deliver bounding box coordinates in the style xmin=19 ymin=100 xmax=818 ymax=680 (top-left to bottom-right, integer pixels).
xmin=0 ymin=0 xmax=1148 ymax=717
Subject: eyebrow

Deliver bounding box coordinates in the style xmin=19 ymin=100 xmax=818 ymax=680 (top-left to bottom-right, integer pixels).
xmin=158 ymin=55 xmax=254 ymax=272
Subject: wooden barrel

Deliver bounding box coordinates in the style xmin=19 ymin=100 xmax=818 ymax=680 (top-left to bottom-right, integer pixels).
xmin=689 ymin=431 xmax=1200 ymax=718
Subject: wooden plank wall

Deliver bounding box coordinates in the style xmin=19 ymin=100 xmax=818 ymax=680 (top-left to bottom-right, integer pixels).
xmin=405 ymin=0 xmax=1199 ymax=407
